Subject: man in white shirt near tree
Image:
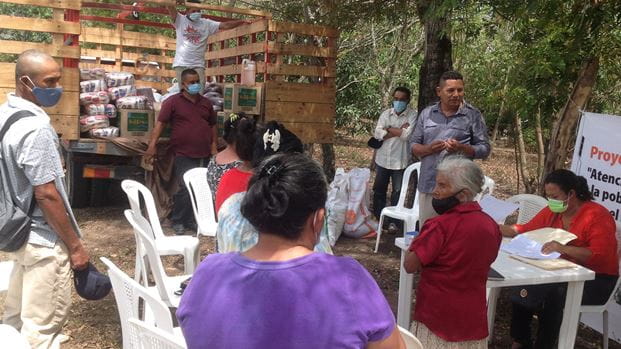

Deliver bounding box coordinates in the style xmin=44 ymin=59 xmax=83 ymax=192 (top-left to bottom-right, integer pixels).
xmin=168 ymin=0 xmax=248 ymax=92
xmin=371 ymin=87 xmax=417 ymax=230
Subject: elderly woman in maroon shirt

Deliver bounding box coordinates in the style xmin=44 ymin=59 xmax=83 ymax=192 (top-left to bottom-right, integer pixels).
xmin=404 ymin=156 xmax=501 ymax=348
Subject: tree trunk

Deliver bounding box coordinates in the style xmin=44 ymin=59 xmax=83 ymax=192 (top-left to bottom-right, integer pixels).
xmin=535 ymin=105 xmax=545 ymax=184
xmin=514 ymin=113 xmax=534 ymax=193
xmin=321 ymin=143 xmax=336 ymax=182
xmin=542 ymin=57 xmax=599 ymax=190
xmin=416 ymin=1 xmax=453 ymax=112
xmin=491 ymin=71 xmax=510 ymax=145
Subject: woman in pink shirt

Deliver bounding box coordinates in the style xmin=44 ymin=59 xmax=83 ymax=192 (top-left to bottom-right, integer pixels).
xmin=404 ymin=156 xmax=501 ymax=348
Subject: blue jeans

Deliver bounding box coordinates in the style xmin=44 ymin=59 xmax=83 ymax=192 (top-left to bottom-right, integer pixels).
xmin=372 ymin=165 xmax=404 ymax=219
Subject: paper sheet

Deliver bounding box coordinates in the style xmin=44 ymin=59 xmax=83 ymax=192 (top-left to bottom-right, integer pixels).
xmin=479 ymin=195 xmax=519 ymax=223
xmin=501 ymin=234 xmax=561 ymax=260
xmin=521 ymin=227 xmax=577 ymax=245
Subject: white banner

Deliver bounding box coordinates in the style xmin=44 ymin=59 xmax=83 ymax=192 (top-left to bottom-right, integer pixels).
xmin=571 ymin=111 xmax=621 ymax=343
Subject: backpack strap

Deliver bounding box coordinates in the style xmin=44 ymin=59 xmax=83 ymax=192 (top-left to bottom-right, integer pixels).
xmin=0 ymin=110 xmax=37 ymax=216
xmin=0 ymin=110 xmax=36 ymax=141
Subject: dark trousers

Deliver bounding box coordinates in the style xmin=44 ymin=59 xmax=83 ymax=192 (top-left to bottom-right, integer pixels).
xmin=511 ymin=274 xmax=619 ymax=348
xmin=372 ymin=165 xmax=404 ymax=219
xmin=170 ymin=156 xmax=209 ymax=227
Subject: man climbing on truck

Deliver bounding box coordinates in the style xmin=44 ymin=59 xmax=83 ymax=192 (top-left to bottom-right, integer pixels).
xmin=168 ymin=0 xmax=249 ymax=92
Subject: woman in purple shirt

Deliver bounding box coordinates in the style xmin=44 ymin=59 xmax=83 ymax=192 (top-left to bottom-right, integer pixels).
xmin=177 ymin=153 xmax=404 ymax=349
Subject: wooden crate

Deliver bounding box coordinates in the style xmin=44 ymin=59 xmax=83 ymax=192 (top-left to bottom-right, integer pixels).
xmin=205 ymin=18 xmax=338 ymax=143
xmin=0 ymin=0 xmax=81 ymax=140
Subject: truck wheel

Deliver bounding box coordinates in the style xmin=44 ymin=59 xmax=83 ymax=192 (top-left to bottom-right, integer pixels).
xmin=65 ymin=153 xmax=91 ymax=208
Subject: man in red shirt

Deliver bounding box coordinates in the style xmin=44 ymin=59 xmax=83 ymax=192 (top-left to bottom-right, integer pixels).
xmin=146 ymin=68 xmax=216 ymax=234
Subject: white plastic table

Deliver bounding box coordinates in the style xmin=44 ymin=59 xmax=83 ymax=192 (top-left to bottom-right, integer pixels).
xmin=394 ymin=237 xmax=595 ymax=348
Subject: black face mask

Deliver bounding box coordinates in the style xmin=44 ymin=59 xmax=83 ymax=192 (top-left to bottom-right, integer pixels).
xmin=431 ymin=190 xmax=462 ymax=215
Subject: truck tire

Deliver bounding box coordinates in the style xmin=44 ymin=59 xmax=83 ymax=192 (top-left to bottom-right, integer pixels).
xmin=65 ymin=152 xmax=91 ymax=208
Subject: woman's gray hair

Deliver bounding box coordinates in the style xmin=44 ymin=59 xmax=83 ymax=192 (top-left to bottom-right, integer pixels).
xmin=436 ymin=155 xmax=484 ymax=200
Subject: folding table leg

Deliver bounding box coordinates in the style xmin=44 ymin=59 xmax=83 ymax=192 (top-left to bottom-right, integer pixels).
xmin=396 ymin=249 xmax=414 ymax=328
xmin=558 ymin=281 xmax=585 ymax=348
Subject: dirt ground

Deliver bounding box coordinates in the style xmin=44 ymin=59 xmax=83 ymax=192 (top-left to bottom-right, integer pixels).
xmin=1 ymin=132 xmax=618 ymax=348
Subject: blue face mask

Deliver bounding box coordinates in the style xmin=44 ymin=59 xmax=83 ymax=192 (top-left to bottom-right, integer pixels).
xmin=393 ymin=100 xmax=408 ymax=113
xmin=187 ymin=83 xmax=202 ymax=95
xmin=22 ymin=76 xmax=63 ymax=107
xmin=188 ymin=12 xmax=202 ymax=21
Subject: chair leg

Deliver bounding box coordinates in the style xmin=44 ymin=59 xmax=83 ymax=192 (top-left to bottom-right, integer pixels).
xmin=183 ymin=245 xmax=199 ymax=274
xmin=603 ymin=310 xmax=609 ymax=349
xmin=374 ymin=214 xmax=385 ymax=253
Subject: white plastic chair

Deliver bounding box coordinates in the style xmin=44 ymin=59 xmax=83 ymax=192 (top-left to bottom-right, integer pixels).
xmin=121 ymin=180 xmax=199 ymax=279
xmin=507 ymin=194 xmax=548 ymax=224
xmin=0 ymin=324 xmax=31 ymax=349
xmin=475 ymin=176 xmax=496 ymax=202
xmin=183 ymin=168 xmax=217 ymax=237
xmin=128 ymin=318 xmax=187 ymax=349
xmin=0 ymin=260 xmax=14 ymax=294
xmin=100 ymin=257 xmax=182 ymax=349
xmin=398 ymin=326 xmax=423 ymax=349
xmin=124 ymin=210 xmax=190 ymax=308
xmin=375 ymin=162 xmax=421 ymax=253
xmin=579 ymin=275 xmax=621 ymax=349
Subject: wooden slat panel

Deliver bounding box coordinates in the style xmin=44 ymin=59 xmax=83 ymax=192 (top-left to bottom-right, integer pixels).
xmin=267 ymin=63 xmax=336 ymax=78
xmin=1 ymin=0 xmax=81 ymax=10
xmin=207 ymin=42 xmax=265 ymax=60
xmin=80 ymin=27 xmax=121 ymax=46
xmin=265 ymin=101 xmax=334 ymax=123
xmin=81 ymin=48 xmax=175 ymax=64
xmin=204 ymin=62 xmax=266 ymax=76
xmin=264 ymin=81 xmax=335 ymax=104
xmin=79 ymin=63 xmax=176 ymax=78
xmin=0 ymin=88 xmax=79 ymax=139
xmin=50 ymin=114 xmax=79 ymax=139
xmin=0 ymin=39 xmax=80 ymax=59
xmin=121 ymin=30 xmax=176 ymax=45
xmin=269 ymin=42 xmax=336 ymax=58
xmin=81 ymin=28 xmax=177 ymax=51
xmin=266 ymin=121 xmax=333 ymax=144
xmin=134 ymin=80 xmax=169 ymax=91
xmin=207 ymin=20 xmax=268 ymax=44
xmin=141 ymin=0 xmax=271 ymax=18
xmin=0 ymin=15 xmax=81 ymax=35
xmin=0 ymin=63 xmax=80 ymax=92
xmin=268 ymin=21 xmax=338 ymax=38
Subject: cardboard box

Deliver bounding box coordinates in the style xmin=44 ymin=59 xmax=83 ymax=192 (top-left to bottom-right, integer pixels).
xmin=223 ymin=84 xmax=262 ymax=115
xmin=119 ymin=109 xmax=154 ymax=140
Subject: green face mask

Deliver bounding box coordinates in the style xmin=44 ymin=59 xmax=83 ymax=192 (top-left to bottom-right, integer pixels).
xmin=548 ymin=198 xmax=568 ymax=213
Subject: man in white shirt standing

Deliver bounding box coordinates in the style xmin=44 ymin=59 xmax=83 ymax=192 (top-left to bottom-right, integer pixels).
xmin=371 ymin=87 xmax=417 ymax=226
xmin=168 ymin=0 xmax=248 ymax=92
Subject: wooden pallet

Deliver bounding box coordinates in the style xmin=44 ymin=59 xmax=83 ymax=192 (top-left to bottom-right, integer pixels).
xmin=0 ymin=0 xmax=81 ymax=139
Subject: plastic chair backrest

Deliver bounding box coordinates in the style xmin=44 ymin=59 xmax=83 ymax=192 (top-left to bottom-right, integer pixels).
xmin=121 ymin=180 xmax=165 ymax=240
xmin=395 ymin=162 xmax=421 ymax=209
xmin=127 ymin=318 xmax=186 ymax=349
xmin=0 ymin=260 xmax=14 ymax=294
xmin=101 ymin=257 xmax=175 ymax=349
xmin=124 ymin=210 xmax=173 ymax=305
xmin=507 ymin=194 xmax=548 ymax=224
xmin=475 ymin=176 xmax=496 ymax=202
xmin=183 ymin=168 xmax=217 ymax=236
xmin=0 ymin=324 xmax=31 ymax=349
xmin=398 ymin=326 xmax=423 ymax=349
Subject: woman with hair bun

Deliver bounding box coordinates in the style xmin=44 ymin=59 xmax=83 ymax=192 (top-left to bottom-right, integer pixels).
xmin=213 ymin=114 xmax=258 ymax=212
xmin=178 ymin=153 xmax=405 ymax=349
xmin=500 ymin=169 xmax=619 ymax=349
xmin=205 ymin=113 xmax=250 ymax=199
xmin=215 ymin=121 xmax=331 ymax=254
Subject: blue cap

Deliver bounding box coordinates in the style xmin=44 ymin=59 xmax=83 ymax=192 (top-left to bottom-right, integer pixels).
xmin=73 ymin=262 xmax=112 ymax=301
